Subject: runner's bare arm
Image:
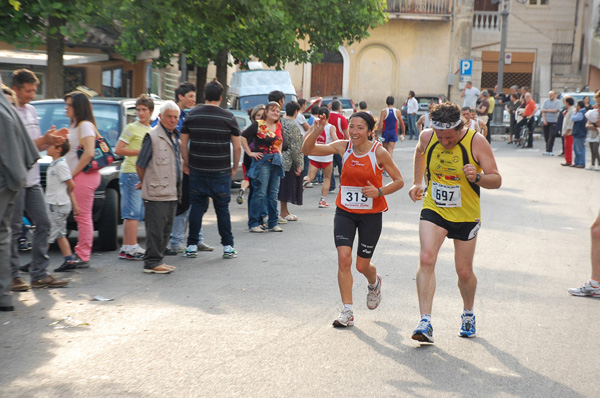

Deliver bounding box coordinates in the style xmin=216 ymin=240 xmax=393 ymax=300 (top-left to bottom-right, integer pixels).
xmin=362 ymin=145 xmax=404 ymax=197
xmin=397 ymin=110 xmax=406 ymax=136
xmin=301 ymin=114 xmax=345 ymax=156
xmin=408 ymin=129 xmax=432 ymax=202
xmin=466 ymin=133 xmax=502 ymax=189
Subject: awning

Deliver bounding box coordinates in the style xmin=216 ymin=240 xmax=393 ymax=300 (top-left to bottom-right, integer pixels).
xmin=0 ymin=49 xmax=109 ymax=66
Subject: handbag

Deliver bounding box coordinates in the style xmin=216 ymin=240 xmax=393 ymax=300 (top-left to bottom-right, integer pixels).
xmin=77 ymin=122 xmax=115 ymax=172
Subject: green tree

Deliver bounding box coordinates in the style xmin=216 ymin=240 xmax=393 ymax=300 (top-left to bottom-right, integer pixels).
xmin=0 ymin=0 xmax=96 ymax=97
xmin=114 ymin=0 xmax=387 ymax=105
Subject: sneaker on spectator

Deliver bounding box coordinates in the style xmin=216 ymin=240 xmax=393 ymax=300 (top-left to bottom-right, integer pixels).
xmin=459 ymin=314 xmax=476 ymax=338
xmin=568 ymin=280 xmax=600 ymax=297
xmin=223 ymin=248 xmax=238 ymax=259
xmin=249 ymin=226 xmax=264 ymax=233
xmin=333 ymin=308 xmax=354 ymax=327
xmin=412 ymin=318 xmax=434 ymax=343
xmin=184 ymin=245 xmax=198 ymax=258
xmin=318 ymin=199 xmax=329 ymax=208
xmin=197 ymin=243 xmax=214 ymax=251
xmin=269 ymin=226 xmax=283 ymax=232
xmin=71 ymin=254 xmax=90 ymax=269
xmin=11 ymin=277 xmax=30 ymax=291
xmin=54 ymin=259 xmax=79 ymax=272
xmin=367 ymin=275 xmax=382 ymax=310
xmin=18 ymin=238 xmax=31 ymax=252
xmin=31 ymin=275 xmax=69 ymax=288
xmin=236 ymin=189 xmax=245 ymax=205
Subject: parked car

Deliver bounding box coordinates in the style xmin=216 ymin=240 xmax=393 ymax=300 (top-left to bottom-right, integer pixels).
xmin=228 ymin=70 xmax=298 ymax=112
xmin=401 ymin=94 xmax=447 ymax=122
xmin=319 ymin=96 xmax=356 ymax=118
xmin=32 ymin=97 xmax=163 ymax=251
xmin=230 ymin=110 xmax=251 ymax=185
xmin=558 ymin=91 xmax=596 ymax=107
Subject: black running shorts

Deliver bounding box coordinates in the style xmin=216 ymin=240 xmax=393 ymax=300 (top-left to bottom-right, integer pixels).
xmin=420 ymin=209 xmax=481 ymax=241
xmin=334 ymin=207 xmax=382 ymax=258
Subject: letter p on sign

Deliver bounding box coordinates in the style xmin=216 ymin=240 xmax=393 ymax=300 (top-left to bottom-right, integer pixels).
xmin=460 ymin=59 xmax=472 ymax=77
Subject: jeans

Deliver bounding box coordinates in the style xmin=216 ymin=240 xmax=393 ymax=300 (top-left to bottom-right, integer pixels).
xmin=73 ymin=171 xmax=101 ymax=262
xmin=543 ymin=123 xmax=557 ymax=153
xmin=407 ymin=113 xmax=418 ymax=140
xmin=330 ymin=154 xmax=343 ymax=190
xmin=573 ymin=136 xmax=586 ymax=166
xmin=0 ymin=189 xmax=17 ymax=308
xmin=188 ymin=170 xmax=234 ymax=248
xmin=10 ymin=185 xmax=50 ymax=281
xmin=169 ymin=208 xmax=204 ymax=248
xmin=249 ymin=160 xmax=281 ymax=229
xmin=119 ymin=172 xmax=144 ymax=221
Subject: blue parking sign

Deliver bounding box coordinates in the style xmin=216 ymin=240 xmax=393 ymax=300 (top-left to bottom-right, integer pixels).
xmin=460 ymin=59 xmax=473 ymax=77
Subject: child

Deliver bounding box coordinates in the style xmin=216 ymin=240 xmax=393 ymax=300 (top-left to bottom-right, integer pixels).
xmin=47 ymin=140 xmax=81 ymax=272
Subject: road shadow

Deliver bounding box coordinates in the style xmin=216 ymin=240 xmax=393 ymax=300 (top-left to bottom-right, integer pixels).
xmin=350 ymin=321 xmax=583 ymax=397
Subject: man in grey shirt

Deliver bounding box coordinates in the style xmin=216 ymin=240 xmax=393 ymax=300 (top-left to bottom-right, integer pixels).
xmin=541 ymin=91 xmax=562 ymax=155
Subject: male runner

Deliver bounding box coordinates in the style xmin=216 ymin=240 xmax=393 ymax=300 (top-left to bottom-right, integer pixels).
xmin=408 ymin=102 xmax=502 ymax=343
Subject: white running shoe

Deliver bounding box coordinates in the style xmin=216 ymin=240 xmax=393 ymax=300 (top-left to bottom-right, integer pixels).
xmin=183 ymin=245 xmax=198 ymax=258
xmin=568 ymin=280 xmax=600 ymax=297
xmin=333 ymin=308 xmax=354 ymax=327
xmin=367 ymin=275 xmax=382 ymax=310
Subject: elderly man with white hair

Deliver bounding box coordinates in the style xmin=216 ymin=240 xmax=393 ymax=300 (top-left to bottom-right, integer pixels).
xmin=135 ymin=100 xmax=183 ymax=274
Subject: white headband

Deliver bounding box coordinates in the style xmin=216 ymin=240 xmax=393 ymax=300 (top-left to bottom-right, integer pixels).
xmin=431 ymin=118 xmax=462 ymax=130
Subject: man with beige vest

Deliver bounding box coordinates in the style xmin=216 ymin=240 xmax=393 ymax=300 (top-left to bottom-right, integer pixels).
xmin=136 ymin=101 xmax=183 ymax=274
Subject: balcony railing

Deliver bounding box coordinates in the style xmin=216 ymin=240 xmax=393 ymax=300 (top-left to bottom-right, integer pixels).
xmin=386 ymin=0 xmax=453 ymax=18
xmin=473 ymin=11 xmax=501 ymax=32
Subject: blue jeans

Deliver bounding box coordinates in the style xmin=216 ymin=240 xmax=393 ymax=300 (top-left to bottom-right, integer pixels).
xmin=249 ymin=161 xmax=281 ymax=229
xmin=408 ymin=113 xmax=418 ymax=140
xmin=169 ymin=208 xmax=203 ymax=248
xmin=188 ymin=170 xmax=233 ymax=248
xmin=330 ymin=154 xmax=343 ymax=190
xmin=119 ymin=172 xmax=144 ymax=221
xmin=573 ymin=136 xmax=586 ymax=166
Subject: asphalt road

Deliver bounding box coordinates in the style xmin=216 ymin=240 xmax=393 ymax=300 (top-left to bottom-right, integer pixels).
xmin=1 ymin=136 xmax=598 ymax=398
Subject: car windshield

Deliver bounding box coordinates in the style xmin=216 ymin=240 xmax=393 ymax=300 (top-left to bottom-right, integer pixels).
xmin=34 ymin=102 xmax=122 ymax=148
xmin=322 ymin=98 xmax=353 ymax=109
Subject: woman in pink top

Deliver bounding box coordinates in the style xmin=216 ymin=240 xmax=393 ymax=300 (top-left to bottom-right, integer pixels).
xmin=56 ymin=92 xmax=101 ymax=270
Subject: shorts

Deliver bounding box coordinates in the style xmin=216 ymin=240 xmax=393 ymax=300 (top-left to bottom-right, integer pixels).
xmin=381 ymin=130 xmax=398 ymax=143
xmin=420 ymin=209 xmax=480 ymax=241
xmin=119 ymin=172 xmax=145 ymax=221
xmin=47 ymin=203 xmax=71 ymax=244
xmin=334 ymin=207 xmax=382 ymax=259
xmin=310 ymin=160 xmax=332 ymax=169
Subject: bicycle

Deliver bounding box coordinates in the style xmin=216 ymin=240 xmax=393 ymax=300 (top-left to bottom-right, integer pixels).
xmin=518 ymin=123 xmax=531 ymax=148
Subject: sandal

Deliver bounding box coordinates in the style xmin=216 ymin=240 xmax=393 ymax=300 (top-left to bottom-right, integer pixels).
xmin=285 ymin=214 xmax=298 ymax=221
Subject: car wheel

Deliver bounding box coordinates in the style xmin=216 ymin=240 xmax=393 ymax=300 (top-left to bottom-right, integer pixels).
xmin=97 ymin=188 xmax=119 ymax=251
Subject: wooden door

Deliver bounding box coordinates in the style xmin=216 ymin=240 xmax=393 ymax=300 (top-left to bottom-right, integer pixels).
xmin=311 ymin=63 xmax=343 ymax=97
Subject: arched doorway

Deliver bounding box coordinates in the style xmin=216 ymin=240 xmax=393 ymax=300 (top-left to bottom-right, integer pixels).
xmin=311 ymin=50 xmax=343 ymax=97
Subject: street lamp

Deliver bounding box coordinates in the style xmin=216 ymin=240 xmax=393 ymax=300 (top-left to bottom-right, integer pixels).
xmin=491 ymin=0 xmax=527 ymax=125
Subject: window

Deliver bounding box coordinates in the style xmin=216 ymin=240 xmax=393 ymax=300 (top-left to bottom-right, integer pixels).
xmin=102 ymin=67 xmax=122 ymax=97
xmin=529 ymin=0 xmax=548 ymax=5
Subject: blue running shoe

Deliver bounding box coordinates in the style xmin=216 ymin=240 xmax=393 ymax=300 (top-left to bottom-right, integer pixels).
xmin=459 ymin=314 xmax=476 ymax=338
xmin=184 ymin=245 xmax=198 ymax=258
xmin=412 ymin=319 xmax=434 ymax=343
xmin=223 ymin=248 xmax=238 ymax=259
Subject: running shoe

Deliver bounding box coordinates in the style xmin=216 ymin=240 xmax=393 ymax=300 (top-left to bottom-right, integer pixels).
xmin=236 ymin=189 xmax=244 ymax=205
xmin=223 ymin=248 xmax=238 ymax=259
xmin=318 ymin=199 xmax=329 ymax=208
xmin=183 ymin=245 xmax=198 ymax=258
xmin=459 ymin=314 xmax=476 ymax=338
xmin=367 ymin=275 xmax=382 ymax=310
xmin=333 ymin=308 xmax=354 ymax=327
xmin=118 ymin=250 xmax=127 ymax=260
xmin=568 ymin=280 xmax=600 ymax=297
xmin=412 ymin=319 xmax=434 ymax=343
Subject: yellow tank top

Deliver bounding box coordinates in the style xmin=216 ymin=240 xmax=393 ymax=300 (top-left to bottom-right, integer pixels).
xmin=423 ymin=129 xmax=482 ymax=222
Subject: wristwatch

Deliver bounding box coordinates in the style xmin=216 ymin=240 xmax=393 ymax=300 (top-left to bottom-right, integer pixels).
xmin=475 ymin=173 xmax=481 ymax=183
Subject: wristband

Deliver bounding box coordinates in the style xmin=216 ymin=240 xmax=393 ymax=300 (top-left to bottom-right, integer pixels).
xmin=475 ymin=173 xmax=481 ymax=183
xmin=378 ymin=188 xmax=383 ymax=197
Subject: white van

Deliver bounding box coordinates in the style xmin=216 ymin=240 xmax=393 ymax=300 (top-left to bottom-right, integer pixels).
xmin=228 ymin=70 xmax=298 ymax=111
